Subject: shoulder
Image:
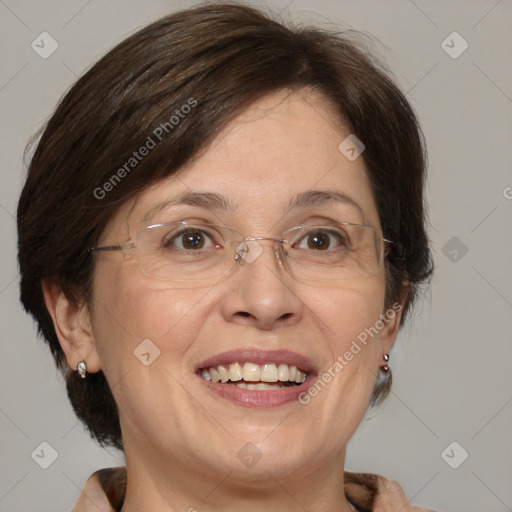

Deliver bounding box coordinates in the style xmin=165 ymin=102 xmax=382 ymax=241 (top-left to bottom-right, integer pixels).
xmin=72 ymin=467 xmax=437 ymax=512
xmin=344 ymin=471 xmax=438 ymax=512
xmin=72 ymin=467 xmax=125 ymax=512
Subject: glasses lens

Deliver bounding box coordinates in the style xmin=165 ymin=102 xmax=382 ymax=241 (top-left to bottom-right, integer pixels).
xmin=136 ymin=223 xmax=242 ymax=282
xmin=283 ymin=224 xmax=382 ymax=282
xmin=134 ymin=222 xmax=383 ymax=284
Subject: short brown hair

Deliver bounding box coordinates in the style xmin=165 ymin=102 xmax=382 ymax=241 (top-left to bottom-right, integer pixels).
xmin=17 ymin=2 xmax=433 ymax=450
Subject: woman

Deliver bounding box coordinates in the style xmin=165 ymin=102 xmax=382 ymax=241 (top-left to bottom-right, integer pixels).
xmin=17 ymin=3 xmax=434 ymax=511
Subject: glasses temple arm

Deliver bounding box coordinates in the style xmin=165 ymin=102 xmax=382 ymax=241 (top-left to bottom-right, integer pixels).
xmin=89 ymin=242 xmax=136 ymax=253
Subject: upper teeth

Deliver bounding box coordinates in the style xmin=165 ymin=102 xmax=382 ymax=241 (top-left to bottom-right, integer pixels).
xmin=201 ymin=362 xmax=307 ymax=384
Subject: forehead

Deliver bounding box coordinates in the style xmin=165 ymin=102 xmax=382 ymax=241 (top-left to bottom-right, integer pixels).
xmin=112 ymin=89 xmax=380 ymax=235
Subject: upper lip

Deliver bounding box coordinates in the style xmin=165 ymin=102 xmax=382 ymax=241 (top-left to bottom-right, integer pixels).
xmin=196 ymin=348 xmax=316 ymax=375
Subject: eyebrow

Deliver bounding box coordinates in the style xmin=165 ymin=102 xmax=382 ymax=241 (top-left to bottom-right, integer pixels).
xmin=140 ymin=189 xmax=364 ymax=224
xmin=284 ymin=190 xmax=364 ymax=219
xmin=141 ymin=191 xmax=236 ymax=224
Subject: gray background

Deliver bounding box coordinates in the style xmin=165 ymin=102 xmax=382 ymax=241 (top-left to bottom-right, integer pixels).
xmin=1 ymin=1 xmax=511 ymax=511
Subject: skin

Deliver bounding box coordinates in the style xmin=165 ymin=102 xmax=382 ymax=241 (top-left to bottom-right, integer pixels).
xmin=44 ymin=89 xmax=408 ymax=512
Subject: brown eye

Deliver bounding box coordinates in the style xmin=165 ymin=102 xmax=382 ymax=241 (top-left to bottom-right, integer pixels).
xmin=181 ymin=231 xmax=206 ymax=249
xmin=307 ymin=233 xmax=330 ymax=250
xmin=296 ymin=229 xmax=349 ymax=251
xmin=164 ymin=229 xmax=212 ymax=250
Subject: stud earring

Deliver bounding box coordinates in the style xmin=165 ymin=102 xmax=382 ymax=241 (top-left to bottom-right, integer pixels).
xmin=381 ymin=353 xmax=390 ymax=373
xmin=77 ymin=360 xmax=87 ymax=379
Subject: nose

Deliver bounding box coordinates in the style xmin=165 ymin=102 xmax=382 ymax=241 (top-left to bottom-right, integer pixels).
xmin=220 ymin=238 xmax=303 ymax=330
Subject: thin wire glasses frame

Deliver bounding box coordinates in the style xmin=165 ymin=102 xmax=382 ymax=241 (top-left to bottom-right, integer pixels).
xmin=89 ymin=221 xmax=393 ymax=285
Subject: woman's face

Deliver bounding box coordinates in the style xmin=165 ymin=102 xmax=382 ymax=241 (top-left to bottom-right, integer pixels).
xmin=87 ymin=89 xmax=400 ymax=484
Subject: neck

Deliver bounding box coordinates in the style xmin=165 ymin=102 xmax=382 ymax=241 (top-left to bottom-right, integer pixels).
xmin=120 ymin=443 xmax=357 ymax=512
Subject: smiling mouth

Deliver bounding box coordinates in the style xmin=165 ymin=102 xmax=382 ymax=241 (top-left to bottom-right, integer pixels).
xmin=199 ymin=362 xmax=307 ymax=390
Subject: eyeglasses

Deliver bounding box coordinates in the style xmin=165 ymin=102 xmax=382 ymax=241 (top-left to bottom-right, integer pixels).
xmin=89 ymin=221 xmax=391 ymax=286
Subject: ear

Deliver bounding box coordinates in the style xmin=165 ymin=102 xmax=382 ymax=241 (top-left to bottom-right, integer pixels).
xmin=379 ymin=299 xmax=405 ymax=356
xmin=42 ymin=278 xmax=102 ymax=374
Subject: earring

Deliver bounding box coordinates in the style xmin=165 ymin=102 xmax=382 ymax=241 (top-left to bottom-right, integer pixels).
xmin=77 ymin=360 xmax=87 ymax=379
xmin=381 ymin=353 xmax=390 ymax=373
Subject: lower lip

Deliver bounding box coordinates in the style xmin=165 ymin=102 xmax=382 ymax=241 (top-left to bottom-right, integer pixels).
xmin=197 ymin=376 xmax=315 ymax=408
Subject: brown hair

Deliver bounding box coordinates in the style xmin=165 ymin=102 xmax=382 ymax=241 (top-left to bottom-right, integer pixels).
xmin=17 ymin=2 xmax=433 ymax=450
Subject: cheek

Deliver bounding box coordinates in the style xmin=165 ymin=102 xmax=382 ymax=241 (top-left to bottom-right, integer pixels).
xmin=301 ymin=278 xmax=386 ymax=414
xmin=90 ymin=262 xmax=208 ymax=377
xmin=307 ymin=277 xmax=386 ymax=352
